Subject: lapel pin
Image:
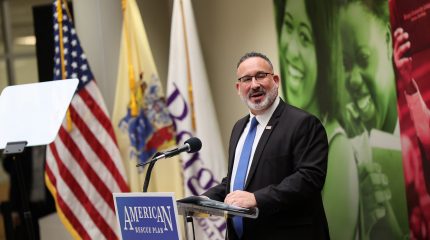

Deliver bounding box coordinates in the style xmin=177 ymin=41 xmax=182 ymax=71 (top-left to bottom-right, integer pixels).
xmin=265 ymin=126 xmax=272 ymax=130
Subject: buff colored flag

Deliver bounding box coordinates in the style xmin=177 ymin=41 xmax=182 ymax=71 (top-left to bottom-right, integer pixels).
xmin=166 ymin=0 xmax=227 ymax=239
xmin=112 ymin=0 xmax=183 ymax=197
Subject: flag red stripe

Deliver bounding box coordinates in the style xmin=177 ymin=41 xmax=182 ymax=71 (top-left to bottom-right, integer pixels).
xmin=46 ymin=152 xmax=58 ymax=188
xmin=50 ymin=140 xmax=117 ymax=240
xmin=58 ymin=127 xmax=116 ymax=211
xmin=45 ymin=162 xmax=92 ymax=240
xmin=79 ymin=87 xmax=118 ymax=145
xmin=69 ymin=104 xmax=129 ymax=192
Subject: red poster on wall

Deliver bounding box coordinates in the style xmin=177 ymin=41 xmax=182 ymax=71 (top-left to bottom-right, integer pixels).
xmin=390 ymin=0 xmax=430 ymax=239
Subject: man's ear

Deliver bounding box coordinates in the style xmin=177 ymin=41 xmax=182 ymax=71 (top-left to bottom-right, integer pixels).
xmin=235 ymin=82 xmax=240 ymax=95
xmin=273 ymin=74 xmax=280 ymax=87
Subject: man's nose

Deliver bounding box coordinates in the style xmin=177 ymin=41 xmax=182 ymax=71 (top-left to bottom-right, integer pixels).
xmin=250 ymin=77 xmax=261 ymax=88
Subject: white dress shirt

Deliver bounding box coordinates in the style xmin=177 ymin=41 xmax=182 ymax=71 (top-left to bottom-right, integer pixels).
xmin=230 ymin=97 xmax=280 ymax=192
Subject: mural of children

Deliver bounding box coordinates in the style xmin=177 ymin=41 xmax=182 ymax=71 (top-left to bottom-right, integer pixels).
xmin=275 ymin=0 xmax=410 ymax=238
xmin=274 ymin=0 xmax=358 ymax=238
xmin=340 ymin=0 xmax=408 ymax=239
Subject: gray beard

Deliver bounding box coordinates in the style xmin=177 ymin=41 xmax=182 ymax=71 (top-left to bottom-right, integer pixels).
xmin=241 ymin=85 xmax=278 ymax=112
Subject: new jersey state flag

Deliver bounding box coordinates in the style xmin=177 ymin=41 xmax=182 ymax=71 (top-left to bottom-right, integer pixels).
xmin=112 ymin=0 xmax=183 ymax=197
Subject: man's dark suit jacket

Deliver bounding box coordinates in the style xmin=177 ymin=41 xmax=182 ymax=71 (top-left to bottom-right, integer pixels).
xmin=203 ymin=99 xmax=330 ymax=240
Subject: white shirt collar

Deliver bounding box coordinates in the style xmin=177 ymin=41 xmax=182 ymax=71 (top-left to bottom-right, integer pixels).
xmin=249 ymin=97 xmax=280 ymax=127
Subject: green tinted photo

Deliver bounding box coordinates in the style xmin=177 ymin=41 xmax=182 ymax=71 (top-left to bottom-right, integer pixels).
xmin=274 ymin=0 xmax=409 ymax=239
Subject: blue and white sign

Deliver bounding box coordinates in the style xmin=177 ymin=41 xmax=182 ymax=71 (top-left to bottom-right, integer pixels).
xmin=113 ymin=192 xmax=181 ymax=240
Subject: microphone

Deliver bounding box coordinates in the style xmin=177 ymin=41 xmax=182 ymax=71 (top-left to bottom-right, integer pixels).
xmin=136 ymin=137 xmax=202 ymax=167
xmin=157 ymin=137 xmax=202 ymax=159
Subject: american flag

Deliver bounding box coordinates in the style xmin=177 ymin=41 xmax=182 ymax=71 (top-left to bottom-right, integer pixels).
xmin=45 ymin=1 xmax=129 ymax=239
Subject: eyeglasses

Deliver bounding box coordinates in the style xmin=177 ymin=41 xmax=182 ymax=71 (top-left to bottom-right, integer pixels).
xmin=238 ymin=72 xmax=274 ymax=84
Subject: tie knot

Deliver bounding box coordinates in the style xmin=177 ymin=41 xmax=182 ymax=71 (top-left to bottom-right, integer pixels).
xmin=250 ymin=117 xmax=258 ymax=130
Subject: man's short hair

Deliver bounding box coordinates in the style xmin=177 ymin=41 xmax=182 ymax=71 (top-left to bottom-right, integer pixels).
xmin=237 ymin=51 xmax=274 ymax=70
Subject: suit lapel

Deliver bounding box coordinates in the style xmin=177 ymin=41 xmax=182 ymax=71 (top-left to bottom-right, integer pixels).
xmin=227 ymin=116 xmax=249 ymax=190
xmin=244 ymin=101 xmax=285 ymax=189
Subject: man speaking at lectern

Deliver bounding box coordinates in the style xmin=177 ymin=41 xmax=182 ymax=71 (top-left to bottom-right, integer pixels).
xmin=203 ymin=52 xmax=330 ymax=239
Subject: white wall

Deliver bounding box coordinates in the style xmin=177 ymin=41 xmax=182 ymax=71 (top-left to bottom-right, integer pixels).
xmin=72 ymin=0 xmax=122 ymax=116
xmin=192 ymin=0 xmax=278 ymax=150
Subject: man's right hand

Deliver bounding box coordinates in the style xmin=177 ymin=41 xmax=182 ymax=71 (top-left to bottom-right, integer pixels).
xmin=224 ymin=190 xmax=257 ymax=208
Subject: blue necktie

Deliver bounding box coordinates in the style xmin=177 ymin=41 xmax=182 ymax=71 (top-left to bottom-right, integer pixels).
xmin=232 ymin=117 xmax=258 ymax=238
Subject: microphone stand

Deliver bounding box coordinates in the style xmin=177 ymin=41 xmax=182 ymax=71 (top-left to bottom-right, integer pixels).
xmin=138 ymin=140 xmax=196 ymax=192
xmin=141 ymin=152 xmax=162 ymax=192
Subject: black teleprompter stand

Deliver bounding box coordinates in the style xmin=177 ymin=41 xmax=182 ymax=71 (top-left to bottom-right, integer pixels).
xmin=0 ymin=80 xmax=78 ymax=240
xmin=3 ymin=141 xmax=35 ymax=240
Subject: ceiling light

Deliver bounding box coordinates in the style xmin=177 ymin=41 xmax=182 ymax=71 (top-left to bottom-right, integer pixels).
xmin=15 ymin=36 xmax=36 ymax=46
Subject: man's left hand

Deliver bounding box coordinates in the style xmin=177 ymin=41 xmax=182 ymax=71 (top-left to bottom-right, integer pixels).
xmin=224 ymin=190 xmax=257 ymax=208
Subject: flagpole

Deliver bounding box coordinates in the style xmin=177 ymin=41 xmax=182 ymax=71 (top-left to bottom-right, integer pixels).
xmin=179 ymin=0 xmax=196 ymax=131
xmin=56 ymin=0 xmax=73 ymax=131
xmin=121 ymin=0 xmax=139 ymax=117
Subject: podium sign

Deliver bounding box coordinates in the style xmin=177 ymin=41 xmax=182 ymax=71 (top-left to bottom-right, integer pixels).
xmin=113 ymin=192 xmax=181 ymax=240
